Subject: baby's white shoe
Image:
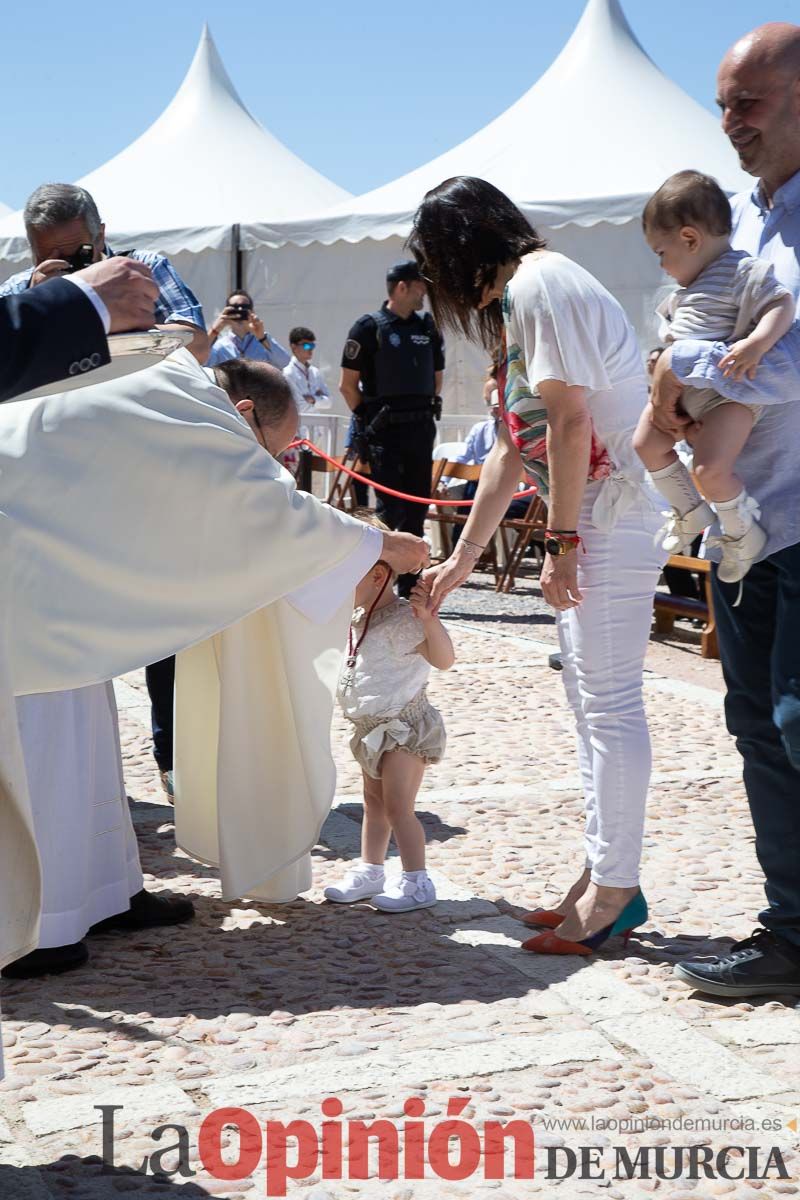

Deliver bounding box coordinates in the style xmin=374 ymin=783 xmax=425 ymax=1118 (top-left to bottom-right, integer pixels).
xmin=657 ymin=501 xmax=715 ymax=554
xmin=372 ymin=870 xmax=437 ymax=913
xmin=715 ymin=521 xmax=768 ymax=584
xmin=714 ymin=491 xmax=767 ymax=585
xmin=324 ymin=861 xmax=385 ymax=903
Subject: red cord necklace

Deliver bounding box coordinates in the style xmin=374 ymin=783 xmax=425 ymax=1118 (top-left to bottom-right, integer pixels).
xmin=341 ymin=572 xmax=392 ymax=690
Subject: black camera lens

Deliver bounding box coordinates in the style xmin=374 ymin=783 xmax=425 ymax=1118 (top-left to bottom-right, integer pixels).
xmin=65 ymin=244 xmax=96 ymax=274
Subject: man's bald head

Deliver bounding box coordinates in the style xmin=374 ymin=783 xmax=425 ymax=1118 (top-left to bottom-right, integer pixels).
xmin=723 ymin=24 xmax=800 ymax=79
xmin=717 ymin=23 xmax=800 ymax=195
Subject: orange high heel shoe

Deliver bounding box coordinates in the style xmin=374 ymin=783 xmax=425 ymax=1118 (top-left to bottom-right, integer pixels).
xmin=522 ymin=892 xmax=648 ymax=957
xmin=520 ymin=909 xmax=564 ymax=929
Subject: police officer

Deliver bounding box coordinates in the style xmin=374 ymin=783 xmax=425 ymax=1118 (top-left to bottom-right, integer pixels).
xmin=339 ymin=261 xmax=445 ymax=596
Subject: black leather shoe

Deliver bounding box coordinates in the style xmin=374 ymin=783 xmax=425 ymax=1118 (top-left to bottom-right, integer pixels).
xmin=89 ymin=888 xmax=195 ymax=934
xmin=674 ymin=928 xmax=800 ymax=997
xmin=1 ymin=941 xmax=89 ymax=979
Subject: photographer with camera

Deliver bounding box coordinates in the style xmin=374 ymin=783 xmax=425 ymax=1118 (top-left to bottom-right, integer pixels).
xmin=339 ymin=261 xmax=445 ymax=598
xmin=1 ymin=183 xmax=208 ymax=362
xmin=206 ymin=289 xmax=290 ymax=369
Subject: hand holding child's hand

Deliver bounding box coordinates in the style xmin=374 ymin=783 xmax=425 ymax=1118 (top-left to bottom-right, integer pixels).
xmin=720 ymin=337 xmax=763 ymax=381
xmin=409 ymin=579 xmax=437 ymax=622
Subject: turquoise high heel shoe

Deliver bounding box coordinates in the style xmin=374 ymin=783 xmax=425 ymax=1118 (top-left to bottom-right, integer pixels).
xmin=522 ymin=890 xmax=648 ymax=956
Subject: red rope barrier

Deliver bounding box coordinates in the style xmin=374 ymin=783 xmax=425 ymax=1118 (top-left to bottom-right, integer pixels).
xmin=288 ymin=438 xmax=538 ymax=508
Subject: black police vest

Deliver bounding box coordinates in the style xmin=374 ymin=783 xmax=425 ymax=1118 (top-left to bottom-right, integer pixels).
xmin=371 ymin=309 xmax=436 ymax=399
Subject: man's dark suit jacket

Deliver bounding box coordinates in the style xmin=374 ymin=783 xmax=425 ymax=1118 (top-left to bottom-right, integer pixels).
xmin=0 ymin=276 xmax=109 ymax=403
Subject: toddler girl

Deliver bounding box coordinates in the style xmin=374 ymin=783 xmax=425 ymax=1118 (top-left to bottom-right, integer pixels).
xmin=325 ymin=519 xmax=454 ymax=913
xmin=634 ymin=170 xmax=796 ymax=584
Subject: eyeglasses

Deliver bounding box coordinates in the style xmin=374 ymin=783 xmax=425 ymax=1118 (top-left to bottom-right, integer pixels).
xmin=301 ymin=342 xmax=315 ymax=351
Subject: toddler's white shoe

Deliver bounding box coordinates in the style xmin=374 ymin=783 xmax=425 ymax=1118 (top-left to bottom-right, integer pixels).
xmin=372 ymin=871 xmax=437 ymax=913
xmin=715 ymin=521 xmax=768 ymax=585
xmin=324 ymin=862 xmax=385 ymax=903
xmin=657 ymin=501 xmax=715 ymax=554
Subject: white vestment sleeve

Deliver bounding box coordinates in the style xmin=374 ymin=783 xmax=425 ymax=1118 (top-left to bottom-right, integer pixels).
xmin=286 ymin=525 xmax=382 ymax=623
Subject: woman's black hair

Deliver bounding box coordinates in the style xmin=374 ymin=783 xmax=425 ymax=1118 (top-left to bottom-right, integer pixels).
xmin=407 ymin=177 xmax=545 ymax=350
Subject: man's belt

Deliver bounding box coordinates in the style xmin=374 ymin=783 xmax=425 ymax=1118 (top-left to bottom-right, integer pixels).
xmin=361 ymin=396 xmax=436 ymax=426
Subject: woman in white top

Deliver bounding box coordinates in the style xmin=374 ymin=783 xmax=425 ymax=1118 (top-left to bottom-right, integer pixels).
xmin=410 ymin=177 xmax=666 ymax=956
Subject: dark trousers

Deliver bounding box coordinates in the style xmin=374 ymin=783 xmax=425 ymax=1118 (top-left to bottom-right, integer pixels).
xmin=145 ymin=655 xmax=175 ymax=772
xmin=663 ymin=534 xmax=703 ymax=600
xmin=344 ymin=413 xmax=369 ymax=507
xmin=371 ymin=418 xmax=436 ymax=597
xmin=712 ymin=541 xmax=800 ymax=946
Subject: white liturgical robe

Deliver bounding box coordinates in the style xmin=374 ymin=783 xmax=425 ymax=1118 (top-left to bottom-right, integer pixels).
xmin=0 ymin=348 xmax=381 ymax=1075
xmin=16 ymin=684 xmax=143 ymax=947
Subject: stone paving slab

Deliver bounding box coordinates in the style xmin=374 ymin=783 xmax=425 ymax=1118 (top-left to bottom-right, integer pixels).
xmin=597 ymin=1011 xmax=788 ymax=1101
xmin=22 ymin=1082 xmax=198 ymax=1138
xmin=204 ymin=1030 xmax=621 ymax=1109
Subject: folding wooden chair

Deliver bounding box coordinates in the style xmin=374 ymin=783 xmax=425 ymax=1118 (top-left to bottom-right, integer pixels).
xmin=494 ymin=494 xmax=548 ymax=593
xmin=426 ymin=461 xmax=505 ymax=583
xmin=326 ymin=453 xmax=371 ymax=510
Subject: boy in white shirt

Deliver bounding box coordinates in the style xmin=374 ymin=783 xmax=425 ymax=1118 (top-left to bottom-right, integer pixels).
xmin=283 ymin=326 xmax=332 ymax=418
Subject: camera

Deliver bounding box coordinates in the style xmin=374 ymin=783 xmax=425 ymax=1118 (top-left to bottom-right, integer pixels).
xmin=228 ymin=304 xmax=251 ymax=321
xmin=64 ymin=244 xmax=96 ymax=274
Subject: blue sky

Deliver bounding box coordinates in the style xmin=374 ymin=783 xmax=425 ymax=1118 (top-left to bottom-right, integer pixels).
xmin=1 ymin=0 xmax=797 ymax=210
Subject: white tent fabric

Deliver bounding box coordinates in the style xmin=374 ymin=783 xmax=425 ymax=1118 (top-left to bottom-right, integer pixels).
xmin=238 ymin=0 xmax=752 ymax=413
xmin=243 ymin=0 xmax=750 ymax=249
xmin=0 ymin=202 xmax=10 ymax=218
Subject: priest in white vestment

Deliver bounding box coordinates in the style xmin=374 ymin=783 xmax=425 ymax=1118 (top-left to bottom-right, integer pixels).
xmin=4 ymin=360 xmax=301 ymax=980
xmin=0 ymin=348 xmax=428 ymax=1074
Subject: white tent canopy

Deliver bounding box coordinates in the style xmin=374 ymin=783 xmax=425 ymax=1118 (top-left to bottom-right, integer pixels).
xmin=245 ymin=0 xmax=749 ymax=249
xmin=238 ymin=0 xmax=752 ymax=414
xmin=0 ymin=202 xmax=9 ymax=218
xmin=0 ymin=25 xmax=349 ymax=263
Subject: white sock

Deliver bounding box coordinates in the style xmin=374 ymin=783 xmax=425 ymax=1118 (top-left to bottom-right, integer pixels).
xmin=648 ymin=461 xmax=704 ymax=517
xmin=715 ymin=489 xmax=754 ymax=538
xmin=403 ymin=869 xmax=428 ymax=879
xmin=359 ymin=860 xmax=384 ymax=874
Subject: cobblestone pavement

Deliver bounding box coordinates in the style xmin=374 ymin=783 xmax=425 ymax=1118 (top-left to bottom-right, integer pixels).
xmin=1 ymin=573 xmax=799 ymax=1199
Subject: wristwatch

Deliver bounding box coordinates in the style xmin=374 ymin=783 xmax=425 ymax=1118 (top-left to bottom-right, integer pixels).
xmin=544 ymin=531 xmax=581 ymax=556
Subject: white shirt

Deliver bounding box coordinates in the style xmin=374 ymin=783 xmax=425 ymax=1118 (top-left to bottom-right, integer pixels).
xmin=283 ymin=356 xmax=332 ymax=417
xmin=505 ymin=251 xmax=649 ymax=484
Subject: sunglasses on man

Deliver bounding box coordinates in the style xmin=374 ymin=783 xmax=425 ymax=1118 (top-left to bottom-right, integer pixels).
xmin=301 ymin=341 xmax=315 ymax=351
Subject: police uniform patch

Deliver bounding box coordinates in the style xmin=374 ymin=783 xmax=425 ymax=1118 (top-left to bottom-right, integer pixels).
xmin=344 ymin=339 xmax=361 ymax=360
xmin=389 ymin=332 xmax=402 ymax=347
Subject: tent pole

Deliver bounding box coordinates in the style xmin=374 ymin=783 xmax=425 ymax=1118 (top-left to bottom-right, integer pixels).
xmin=231 ymin=223 xmax=243 ymax=291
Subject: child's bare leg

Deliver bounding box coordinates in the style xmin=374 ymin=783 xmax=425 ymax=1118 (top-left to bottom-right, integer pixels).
xmin=361 ymin=770 xmax=391 ymax=865
xmin=380 ymin=749 xmax=427 ymax=872
xmin=691 ymin=403 xmax=755 ymax=505
xmin=632 ymin=402 xmax=680 ymax=472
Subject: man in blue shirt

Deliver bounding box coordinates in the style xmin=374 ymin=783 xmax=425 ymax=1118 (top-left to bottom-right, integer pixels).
xmin=2 ymin=182 xmax=207 ymax=362
xmin=651 ymin=22 xmax=800 ymax=997
xmin=206 ymin=289 xmax=290 ymax=369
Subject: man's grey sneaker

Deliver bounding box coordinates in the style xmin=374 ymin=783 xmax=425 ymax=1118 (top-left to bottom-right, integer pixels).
xmin=674 ymin=928 xmax=800 ymax=997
